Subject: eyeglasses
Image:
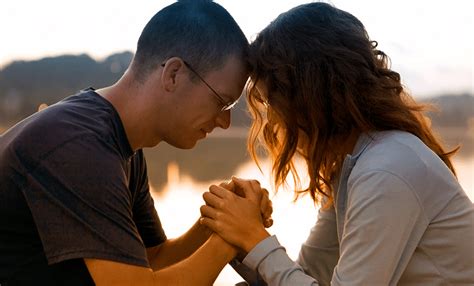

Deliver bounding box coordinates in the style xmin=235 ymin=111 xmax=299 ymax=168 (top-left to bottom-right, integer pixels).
xmin=161 ymin=59 xmax=238 ymax=112
xmin=183 ymin=61 xmax=239 ymax=111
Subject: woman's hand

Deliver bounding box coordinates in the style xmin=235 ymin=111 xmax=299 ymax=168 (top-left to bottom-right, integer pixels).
xmin=200 ymin=177 xmax=271 ymax=253
xmin=219 ymin=178 xmax=273 ymax=228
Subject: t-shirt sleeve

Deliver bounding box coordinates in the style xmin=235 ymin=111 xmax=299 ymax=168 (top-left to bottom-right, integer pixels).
xmin=21 ymin=135 xmax=154 ymax=267
xmin=129 ymin=151 xmax=167 ymax=247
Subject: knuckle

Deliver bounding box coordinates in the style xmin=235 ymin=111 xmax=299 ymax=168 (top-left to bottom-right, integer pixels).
xmin=217 ymin=200 xmax=225 ymax=209
xmin=251 ymin=180 xmax=261 ymax=186
xmin=219 ymin=180 xmax=232 ymax=190
xmin=214 ymin=221 xmax=223 ymax=231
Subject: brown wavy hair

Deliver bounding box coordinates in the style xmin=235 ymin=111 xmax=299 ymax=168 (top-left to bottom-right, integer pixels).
xmin=246 ymin=2 xmax=458 ymax=204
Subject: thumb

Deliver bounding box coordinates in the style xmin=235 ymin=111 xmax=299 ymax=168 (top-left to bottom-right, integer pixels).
xmin=231 ymin=176 xmax=259 ymax=201
xmin=219 ymin=180 xmax=245 ymax=197
xmin=219 ymin=180 xmax=234 ymax=191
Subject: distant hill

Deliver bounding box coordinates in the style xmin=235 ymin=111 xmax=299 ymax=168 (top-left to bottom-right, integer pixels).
xmin=0 ymin=52 xmax=133 ymax=123
xmin=0 ymin=52 xmax=472 ymax=131
xmin=0 ymin=53 xmax=472 ymax=187
xmin=422 ymin=93 xmax=474 ymax=127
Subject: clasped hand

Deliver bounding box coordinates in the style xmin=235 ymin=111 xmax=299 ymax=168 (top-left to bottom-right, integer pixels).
xmin=200 ymin=177 xmax=273 ymax=253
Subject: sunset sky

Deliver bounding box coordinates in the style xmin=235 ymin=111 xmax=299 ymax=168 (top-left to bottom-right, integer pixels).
xmin=1 ymin=0 xmax=472 ymax=97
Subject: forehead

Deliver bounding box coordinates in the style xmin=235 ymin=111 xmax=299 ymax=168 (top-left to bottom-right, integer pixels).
xmin=203 ymin=56 xmax=249 ymax=101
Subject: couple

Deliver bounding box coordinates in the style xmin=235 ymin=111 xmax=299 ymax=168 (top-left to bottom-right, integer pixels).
xmin=1 ymin=1 xmax=473 ymax=285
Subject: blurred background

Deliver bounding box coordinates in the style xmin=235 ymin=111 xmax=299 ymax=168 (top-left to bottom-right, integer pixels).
xmin=1 ymin=0 xmax=472 ymax=284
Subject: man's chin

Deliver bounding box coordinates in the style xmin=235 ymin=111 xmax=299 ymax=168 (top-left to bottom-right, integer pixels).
xmin=180 ymin=142 xmax=198 ymax=149
xmin=167 ymin=139 xmax=199 ymax=150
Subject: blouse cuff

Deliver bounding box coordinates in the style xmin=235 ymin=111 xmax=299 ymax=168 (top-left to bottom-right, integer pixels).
xmin=243 ymin=235 xmax=285 ymax=271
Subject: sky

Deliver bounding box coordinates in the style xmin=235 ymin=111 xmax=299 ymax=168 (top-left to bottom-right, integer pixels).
xmin=0 ymin=0 xmax=472 ymax=98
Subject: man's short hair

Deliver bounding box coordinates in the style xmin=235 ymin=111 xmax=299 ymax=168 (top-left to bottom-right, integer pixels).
xmin=131 ymin=0 xmax=248 ymax=81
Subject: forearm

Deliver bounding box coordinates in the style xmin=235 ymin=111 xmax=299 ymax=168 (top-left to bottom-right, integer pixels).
xmin=86 ymin=235 xmax=236 ymax=286
xmin=151 ymin=234 xmax=237 ymax=285
xmin=148 ymin=218 xmax=212 ymax=270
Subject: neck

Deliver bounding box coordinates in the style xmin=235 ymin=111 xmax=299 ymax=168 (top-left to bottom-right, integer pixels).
xmin=95 ymin=72 xmax=157 ymax=150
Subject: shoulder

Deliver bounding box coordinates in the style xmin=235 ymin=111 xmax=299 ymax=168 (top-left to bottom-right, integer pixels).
xmin=3 ymin=90 xmax=121 ymax=164
xmin=347 ymin=131 xmax=461 ymax=218
xmin=351 ymin=131 xmax=452 ymax=183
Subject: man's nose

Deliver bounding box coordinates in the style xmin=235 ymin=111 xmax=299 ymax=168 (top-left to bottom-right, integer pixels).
xmin=216 ymin=109 xmax=231 ymax=129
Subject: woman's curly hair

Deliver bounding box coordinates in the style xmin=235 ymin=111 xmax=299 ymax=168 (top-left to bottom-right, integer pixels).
xmin=246 ymin=2 xmax=457 ymax=204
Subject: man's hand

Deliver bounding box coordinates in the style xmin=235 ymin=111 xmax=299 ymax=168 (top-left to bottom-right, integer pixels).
xmin=200 ymin=177 xmax=272 ymax=253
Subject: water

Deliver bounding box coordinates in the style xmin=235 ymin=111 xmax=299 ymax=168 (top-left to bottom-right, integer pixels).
xmin=152 ymin=157 xmax=474 ymax=285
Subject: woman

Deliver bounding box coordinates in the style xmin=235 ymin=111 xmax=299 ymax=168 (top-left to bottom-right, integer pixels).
xmin=200 ymin=2 xmax=474 ymax=285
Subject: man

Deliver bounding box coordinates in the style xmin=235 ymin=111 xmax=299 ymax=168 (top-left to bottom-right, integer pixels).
xmin=0 ymin=1 xmax=270 ymax=285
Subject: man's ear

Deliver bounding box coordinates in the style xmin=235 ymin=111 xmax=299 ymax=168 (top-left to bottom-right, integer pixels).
xmin=161 ymin=57 xmax=185 ymax=92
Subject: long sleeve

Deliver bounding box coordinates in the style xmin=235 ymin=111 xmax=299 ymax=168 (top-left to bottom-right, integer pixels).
xmin=332 ymin=170 xmax=426 ymax=285
xmin=237 ymin=171 xmax=426 ymax=286
xmin=242 ymin=235 xmax=319 ymax=285
xmin=230 ymin=258 xmax=266 ymax=286
xmin=297 ymin=204 xmax=339 ymax=286
xmin=234 ymin=131 xmax=473 ymax=285
xmin=233 ymin=201 xmax=339 ymax=286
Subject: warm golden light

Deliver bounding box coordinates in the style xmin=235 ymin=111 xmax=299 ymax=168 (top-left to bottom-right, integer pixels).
xmin=152 ymin=158 xmax=473 ymax=285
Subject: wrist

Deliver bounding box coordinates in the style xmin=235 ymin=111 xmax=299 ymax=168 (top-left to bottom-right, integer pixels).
xmin=235 ymin=249 xmax=247 ymax=262
xmin=210 ymin=234 xmax=238 ymax=260
xmin=243 ymin=228 xmax=270 ymax=253
xmin=194 ymin=218 xmax=213 ymax=240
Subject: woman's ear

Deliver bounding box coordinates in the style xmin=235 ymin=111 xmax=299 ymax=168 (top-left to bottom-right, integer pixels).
xmin=161 ymin=57 xmax=185 ymax=92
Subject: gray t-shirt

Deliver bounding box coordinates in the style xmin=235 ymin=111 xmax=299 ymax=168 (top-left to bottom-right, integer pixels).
xmin=235 ymin=131 xmax=474 ymax=285
xmin=0 ymin=89 xmax=167 ymax=285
